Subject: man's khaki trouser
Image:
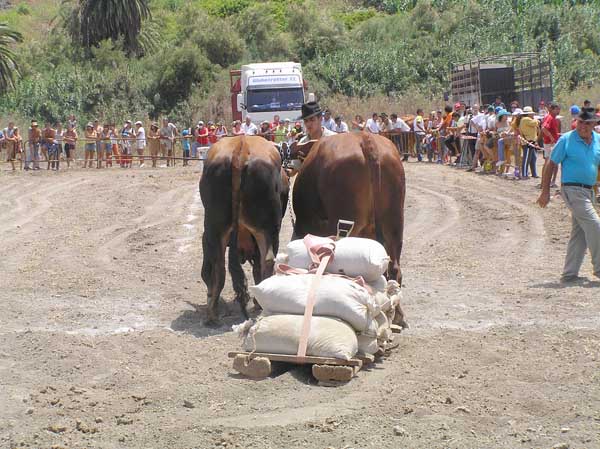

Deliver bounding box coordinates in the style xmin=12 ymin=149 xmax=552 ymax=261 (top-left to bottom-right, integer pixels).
xmin=562 ymin=185 xmax=600 ymax=278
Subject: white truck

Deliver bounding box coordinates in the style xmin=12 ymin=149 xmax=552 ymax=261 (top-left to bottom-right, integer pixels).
xmin=230 ymin=62 xmax=314 ymax=124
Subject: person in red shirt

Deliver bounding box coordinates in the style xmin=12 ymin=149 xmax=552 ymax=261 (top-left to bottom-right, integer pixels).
xmin=541 ymin=103 xmax=561 ymax=187
xmin=196 ymin=122 xmax=209 ymax=146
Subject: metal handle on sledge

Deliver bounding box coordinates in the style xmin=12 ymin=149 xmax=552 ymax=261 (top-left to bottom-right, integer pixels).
xmin=336 ymin=220 xmax=355 ymax=239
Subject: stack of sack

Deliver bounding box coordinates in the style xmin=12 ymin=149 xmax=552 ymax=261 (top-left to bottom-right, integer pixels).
xmin=234 ymin=236 xmax=403 ymax=361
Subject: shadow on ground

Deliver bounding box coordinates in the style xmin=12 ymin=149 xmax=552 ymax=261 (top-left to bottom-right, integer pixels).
xmin=170 ymin=300 xmax=259 ymax=338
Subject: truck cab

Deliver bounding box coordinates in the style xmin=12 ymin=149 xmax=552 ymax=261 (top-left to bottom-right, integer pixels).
xmin=230 ymin=62 xmax=314 ymax=124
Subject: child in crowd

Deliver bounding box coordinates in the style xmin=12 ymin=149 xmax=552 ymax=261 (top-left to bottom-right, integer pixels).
xmin=181 ymin=129 xmax=191 ymax=166
xmin=215 ymin=122 xmax=228 ymax=140
xmin=148 ymin=123 xmax=161 ymax=168
xmin=84 ymin=123 xmax=97 ymax=168
xmin=120 ymin=120 xmax=134 ymax=168
xmin=63 ymin=123 xmax=77 ymax=169
xmin=109 ymin=124 xmax=118 ymax=167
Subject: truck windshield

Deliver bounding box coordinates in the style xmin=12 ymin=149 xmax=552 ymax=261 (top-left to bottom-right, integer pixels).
xmin=246 ymin=88 xmax=304 ymax=113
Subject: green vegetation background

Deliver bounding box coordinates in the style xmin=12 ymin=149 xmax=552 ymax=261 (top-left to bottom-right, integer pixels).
xmin=2 ymin=0 xmax=600 ymax=127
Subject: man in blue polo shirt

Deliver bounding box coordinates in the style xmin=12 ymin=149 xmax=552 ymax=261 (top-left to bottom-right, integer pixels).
xmin=537 ymin=107 xmax=600 ymax=282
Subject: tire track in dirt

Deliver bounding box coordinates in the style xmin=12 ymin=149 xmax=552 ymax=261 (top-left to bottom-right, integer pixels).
xmin=95 ymin=186 xmax=197 ymax=267
xmin=0 ymin=178 xmax=87 ymax=233
xmin=450 ymin=176 xmax=546 ymax=264
xmin=406 ymin=185 xmax=461 ymax=249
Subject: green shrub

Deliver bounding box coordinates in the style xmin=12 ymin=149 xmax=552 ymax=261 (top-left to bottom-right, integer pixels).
xmin=16 ymin=3 xmax=31 ymax=15
xmin=150 ymin=46 xmax=215 ymax=114
xmin=236 ymin=4 xmax=293 ymax=61
xmin=198 ymin=0 xmax=254 ymax=17
xmin=191 ymin=18 xmax=244 ymax=67
xmin=339 ymin=9 xmax=377 ymax=30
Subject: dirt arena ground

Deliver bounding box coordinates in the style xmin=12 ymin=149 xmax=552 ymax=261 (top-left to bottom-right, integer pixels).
xmin=1 ymin=161 xmax=599 ymax=449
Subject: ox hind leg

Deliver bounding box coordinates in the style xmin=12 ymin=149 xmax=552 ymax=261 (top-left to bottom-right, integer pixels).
xmin=227 ymin=230 xmax=251 ymax=319
xmin=201 ymin=226 xmax=230 ymax=325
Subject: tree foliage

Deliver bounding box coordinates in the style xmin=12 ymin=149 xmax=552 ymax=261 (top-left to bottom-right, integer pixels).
xmin=63 ymin=0 xmax=152 ymax=55
xmin=3 ymin=0 xmax=600 ymax=124
xmin=0 ymin=22 xmax=23 ymax=91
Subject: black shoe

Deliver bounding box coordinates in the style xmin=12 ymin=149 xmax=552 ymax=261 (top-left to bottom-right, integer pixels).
xmin=560 ymin=275 xmax=586 ymax=283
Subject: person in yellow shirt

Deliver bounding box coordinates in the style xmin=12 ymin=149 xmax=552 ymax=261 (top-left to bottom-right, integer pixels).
xmin=518 ymin=106 xmax=540 ymax=178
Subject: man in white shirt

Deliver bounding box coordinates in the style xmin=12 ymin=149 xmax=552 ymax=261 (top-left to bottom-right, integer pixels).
xmin=289 ymin=102 xmax=336 ymax=171
xmin=391 ymin=113 xmax=410 ymax=132
xmin=321 ymin=109 xmax=336 ymax=132
xmin=160 ymin=118 xmax=177 ymax=167
xmin=333 ymin=115 xmax=348 ymax=133
xmin=486 ymin=105 xmax=497 ymax=131
xmin=242 ymin=116 xmax=258 ymax=135
xmin=365 ymin=113 xmax=380 ymax=134
xmin=468 ymin=104 xmax=488 ymax=171
xmin=135 ymin=121 xmax=146 ymax=168
xmin=413 ymin=110 xmax=426 ymax=162
xmin=389 ymin=113 xmax=411 ymax=160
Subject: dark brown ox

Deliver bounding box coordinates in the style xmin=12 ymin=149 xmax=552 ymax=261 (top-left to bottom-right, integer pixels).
xmin=291 ymin=132 xmax=407 ymax=325
xmin=200 ymin=136 xmax=289 ymax=324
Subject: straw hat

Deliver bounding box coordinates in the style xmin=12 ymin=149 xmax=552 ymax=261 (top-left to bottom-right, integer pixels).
xmin=521 ymin=106 xmax=535 ymax=115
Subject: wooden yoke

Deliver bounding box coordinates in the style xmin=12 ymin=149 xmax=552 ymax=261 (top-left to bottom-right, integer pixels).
xmin=288 ymin=139 xmax=318 ymax=161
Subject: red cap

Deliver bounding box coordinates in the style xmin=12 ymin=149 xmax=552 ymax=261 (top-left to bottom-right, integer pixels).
xmin=454 ymin=102 xmax=461 ymax=110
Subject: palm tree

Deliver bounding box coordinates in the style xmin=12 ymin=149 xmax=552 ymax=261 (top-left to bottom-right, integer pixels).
xmin=63 ymin=0 xmax=151 ymax=55
xmin=0 ymin=23 xmax=23 ymax=91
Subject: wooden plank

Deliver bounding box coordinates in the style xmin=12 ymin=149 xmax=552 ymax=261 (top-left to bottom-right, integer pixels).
xmin=228 ymin=352 xmax=362 ymax=367
xmin=390 ymin=324 xmax=404 ymax=334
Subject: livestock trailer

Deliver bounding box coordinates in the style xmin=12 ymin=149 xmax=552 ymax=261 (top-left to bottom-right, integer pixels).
xmin=451 ymin=53 xmax=553 ymax=107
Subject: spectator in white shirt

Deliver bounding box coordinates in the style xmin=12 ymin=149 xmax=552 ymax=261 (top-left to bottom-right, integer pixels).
xmin=389 ymin=113 xmax=411 ymax=160
xmin=242 ymin=116 xmax=258 ymax=135
xmin=365 ymin=113 xmax=380 ymax=134
xmin=390 ymin=113 xmax=411 ymax=132
xmin=135 ymin=121 xmax=146 ymax=168
xmin=321 ymin=109 xmax=336 ymax=132
xmin=333 ymin=115 xmax=349 ymax=133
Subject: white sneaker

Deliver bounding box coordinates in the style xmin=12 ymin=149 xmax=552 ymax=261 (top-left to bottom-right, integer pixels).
xmin=139 ymin=163 xmax=145 ymax=168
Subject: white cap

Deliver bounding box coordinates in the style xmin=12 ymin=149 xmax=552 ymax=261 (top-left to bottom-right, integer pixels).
xmin=135 ymin=121 xmax=142 ymax=126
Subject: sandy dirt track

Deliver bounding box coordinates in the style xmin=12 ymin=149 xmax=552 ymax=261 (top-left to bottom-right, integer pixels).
xmin=1 ymin=162 xmax=599 ymax=449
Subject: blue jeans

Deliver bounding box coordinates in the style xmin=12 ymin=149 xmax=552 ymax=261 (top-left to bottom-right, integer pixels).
xmin=497 ymin=138 xmax=505 ymax=161
xmin=521 ymin=142 xmax=537 ymax=177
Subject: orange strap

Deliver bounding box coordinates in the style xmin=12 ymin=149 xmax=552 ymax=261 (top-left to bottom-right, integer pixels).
xmin=296 ymin=254 xmax=331 ymax=357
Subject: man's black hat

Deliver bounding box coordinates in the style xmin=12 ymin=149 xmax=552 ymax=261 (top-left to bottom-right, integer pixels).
xmin=578 ymin=107 xmax=600 ymax=122
xmin=298 ymin=101 xmax=323 ymax=120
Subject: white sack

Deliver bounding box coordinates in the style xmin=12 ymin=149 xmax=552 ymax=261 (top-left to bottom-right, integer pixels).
xmin=358 ymin=334 xmax=379 ymax=357
xmin=238 ymin=315 xmax=358 ymax=360
xmin=286 ymin=237 xmax=390 ymax=282
xmin=368 ymin=276 xmax=388 ymax=293
xmin=250 ymin=274 xmax=379 ymax=332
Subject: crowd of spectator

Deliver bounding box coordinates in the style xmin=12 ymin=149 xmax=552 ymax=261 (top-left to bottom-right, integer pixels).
xmin=1 ymin=98 xmax=599 ymax=185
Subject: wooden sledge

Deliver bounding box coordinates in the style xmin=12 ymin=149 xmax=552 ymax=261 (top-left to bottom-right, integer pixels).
xmin=229 ymin=223 xmax=399 ymax=386
xmin=228 ymin=351 xmax=364 ymax=385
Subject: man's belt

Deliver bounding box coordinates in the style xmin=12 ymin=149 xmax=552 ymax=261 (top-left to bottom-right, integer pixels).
xmin=562 ymin=183 xmax=594 ymax=189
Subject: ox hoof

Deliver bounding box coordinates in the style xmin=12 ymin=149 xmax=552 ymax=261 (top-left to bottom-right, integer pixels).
xmin=232 ymin=355 xmax=271 ymax=379
xmin=203 ymin=315 xmax=221 ymax=327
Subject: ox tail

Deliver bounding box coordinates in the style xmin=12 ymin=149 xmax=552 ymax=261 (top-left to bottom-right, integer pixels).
xmin=361 ymin=133 xmax=384 ymax=245
xmin=231 ymin=136 xmax=249 ymax=245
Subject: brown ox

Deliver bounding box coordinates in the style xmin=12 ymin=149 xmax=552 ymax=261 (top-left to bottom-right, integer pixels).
xmin=200 ymin=136 xmax=289 ymax=324
xmin=291 ymin=132 xmax=407 ymax=325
